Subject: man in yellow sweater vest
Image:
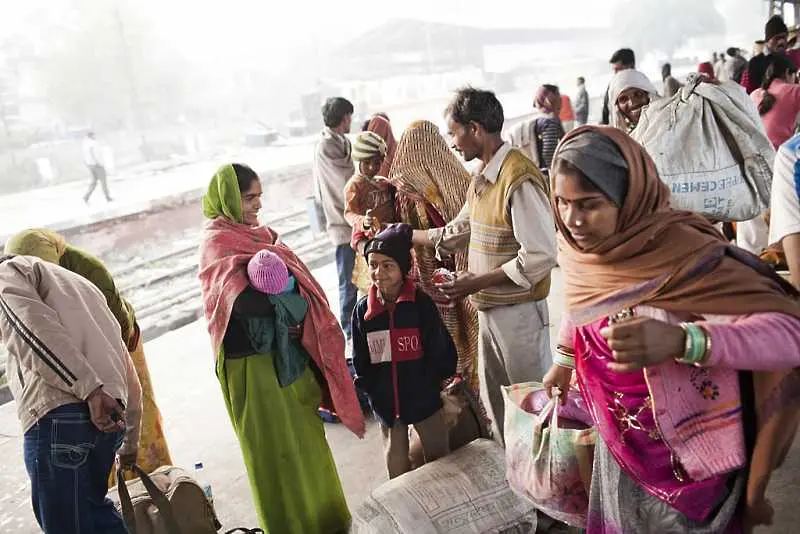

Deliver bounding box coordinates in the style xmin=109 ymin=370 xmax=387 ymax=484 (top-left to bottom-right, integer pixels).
xmin=413 ymin=87 xmax=557 ymax=442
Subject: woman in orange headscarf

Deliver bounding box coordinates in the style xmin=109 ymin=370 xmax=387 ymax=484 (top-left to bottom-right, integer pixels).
xmin=366 ymin=114 xmax=398 ymax=178
xmin=544 ymin=125 xmax=800 ymax=533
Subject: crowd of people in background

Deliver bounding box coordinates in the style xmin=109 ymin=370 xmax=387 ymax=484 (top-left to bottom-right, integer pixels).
xmin=303 ymin=10 xmax=800 ymax=533
xmin=5 ymin=10 xmax=800 ymax=534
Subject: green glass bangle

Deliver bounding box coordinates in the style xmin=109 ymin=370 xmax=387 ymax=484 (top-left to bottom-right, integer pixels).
xmin=677 ymin=323 xmax=707 ymax=365
xmin=688 ymin=323 xmax=706 ymax=363
xmin=554 ymin=350 xmax=576 ymax=369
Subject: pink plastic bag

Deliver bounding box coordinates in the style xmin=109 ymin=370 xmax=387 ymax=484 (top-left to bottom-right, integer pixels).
xmin=519 ymin=387 xmax=594 ymax=428
xmin=502 ymin=382 xmax=596 ymax=528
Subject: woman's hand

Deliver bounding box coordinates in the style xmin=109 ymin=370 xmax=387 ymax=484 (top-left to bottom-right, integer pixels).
xmin=543 ymin=364 xmax=573 ymax=405
xmin=599 ymin=316 xmax=685 ymax=372
xmin=117 ymin=451 xmax=138 ymax=471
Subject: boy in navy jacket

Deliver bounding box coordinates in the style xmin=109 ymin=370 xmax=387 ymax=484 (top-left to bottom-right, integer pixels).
xmin=351 ymin=224 xmax=457 ymax=478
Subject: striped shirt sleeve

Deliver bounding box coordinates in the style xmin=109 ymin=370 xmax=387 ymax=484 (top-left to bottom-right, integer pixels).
xmin=0 ymin=260 xmax=103 ymax=400
xmin=539 ymin=119 xmax=565 ymax=172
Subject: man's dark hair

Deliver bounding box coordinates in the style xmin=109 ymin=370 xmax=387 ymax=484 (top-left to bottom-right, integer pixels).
xmin=577 ymin=76 xmax=585 ymax=84
xmin=727 ymin=47 xmax=739 ymax=57
xmin=321 ymin=97 xmax=354 ymax=128
xmin=444 ymin=87 xmax=504 ymax=134
xmin=609 ymin=48 xmax=635 ymax=67
xmin=232 ymin=163 xmax=259 ymax=193
xmin=662 ymin=62 xmax=672 ymax=79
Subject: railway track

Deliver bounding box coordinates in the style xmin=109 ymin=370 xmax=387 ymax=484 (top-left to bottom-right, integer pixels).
xmin=111 ymin=208 xmax=334 ymax=340
xmin=0 ymin=208 xmax=333 ymax=403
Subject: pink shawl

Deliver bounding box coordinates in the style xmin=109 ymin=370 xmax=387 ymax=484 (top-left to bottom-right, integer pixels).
xmin=199 ymin=216 xmax=365 ymax=438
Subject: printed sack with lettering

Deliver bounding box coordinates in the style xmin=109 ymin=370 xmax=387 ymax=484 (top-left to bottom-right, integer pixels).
xmin=350 ymin=439 xmax=538 ymax=534
xmin=631 ymin=75 xmax=775 ymax=221
xmin=503 ymin=382 xmax=596 ymax=528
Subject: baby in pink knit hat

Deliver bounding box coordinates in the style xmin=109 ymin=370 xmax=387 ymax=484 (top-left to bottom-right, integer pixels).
xmin=247 ymin=249 xmax=293 ymax=295
xmin=244 ymin=249 xmax=308 ymax=390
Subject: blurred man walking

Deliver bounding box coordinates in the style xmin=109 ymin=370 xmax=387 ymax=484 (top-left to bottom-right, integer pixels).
xmin=82 ymin=132 xmax=112 ymax=203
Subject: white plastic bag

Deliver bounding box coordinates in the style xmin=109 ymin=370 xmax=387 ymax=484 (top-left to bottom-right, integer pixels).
xmin=632 ymin=76 xmax=775 ymax=221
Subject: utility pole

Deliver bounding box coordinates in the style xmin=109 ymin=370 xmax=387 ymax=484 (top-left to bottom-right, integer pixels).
xmin=0 ymin=48 xmax=21 ymax=173
xmin=112 ymin=0 xmax=149 ymax=160
xmin=424 ymin=22 xmax=435 ymax=75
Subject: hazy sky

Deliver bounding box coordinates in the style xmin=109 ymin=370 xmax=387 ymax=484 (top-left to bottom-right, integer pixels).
xmin=0 ymin=0 xmax=771 ymax=50
xmin=0 ymin=0 xmax=769 ymax=74
xmin=143 ymin=0 xmax=623 ymax=59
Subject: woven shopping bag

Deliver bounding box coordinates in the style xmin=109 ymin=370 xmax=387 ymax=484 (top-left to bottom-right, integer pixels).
xmin=503 ymin=382 xmax=596 ymax=528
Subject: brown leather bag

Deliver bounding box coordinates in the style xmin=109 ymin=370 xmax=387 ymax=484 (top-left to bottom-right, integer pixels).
xmin=409 ymin=377 xmax=491 ymax=469
xmin=110 ymin=464 xmax=221 ymax=534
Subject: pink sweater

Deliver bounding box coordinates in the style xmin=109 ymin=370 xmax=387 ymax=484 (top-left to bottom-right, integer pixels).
xmin=751 ymin=79 xmax=800 ymax=149
xmin=559 ymin=306 xmax=800 ymax=482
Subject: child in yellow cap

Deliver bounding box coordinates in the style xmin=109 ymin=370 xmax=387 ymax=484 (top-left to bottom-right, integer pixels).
xmin=345 ymin=130 xmax=398 ymax=293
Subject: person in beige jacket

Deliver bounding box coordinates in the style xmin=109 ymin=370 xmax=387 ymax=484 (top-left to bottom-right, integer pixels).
xmin=0 ymin=254 xmax=141 ymax=534
xmin=312 ymin=96 xmax=358 ymax=339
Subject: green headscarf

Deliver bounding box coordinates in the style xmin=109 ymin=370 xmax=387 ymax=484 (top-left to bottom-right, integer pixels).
xmin=4 ymin=228 xmax=137 ymax=347
xmin=4 ymin=228 xmax=66 ymax=264
xmin=203 ymin=164 xmax=243 ymax=222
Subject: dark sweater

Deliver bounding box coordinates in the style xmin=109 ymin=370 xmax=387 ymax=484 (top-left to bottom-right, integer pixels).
xmin=351 ymin=280 xmax=457 ymax=426
xmin=222 ymin=287 xmax=274 ymax=358
xmin=538 ymin=117 xmax=565 ymax=173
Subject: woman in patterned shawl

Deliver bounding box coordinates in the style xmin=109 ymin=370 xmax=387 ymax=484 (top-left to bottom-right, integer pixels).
xmin=388 ymin=120 xmax=479 ymax=388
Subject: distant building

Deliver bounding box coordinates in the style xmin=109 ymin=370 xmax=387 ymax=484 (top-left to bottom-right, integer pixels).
xmin=295 ymin=19 xmax=613 ymax=133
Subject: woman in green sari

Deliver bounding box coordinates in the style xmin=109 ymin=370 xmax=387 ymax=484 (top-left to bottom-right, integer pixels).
xmin=198 ymin=163 xmax=362 ymax=533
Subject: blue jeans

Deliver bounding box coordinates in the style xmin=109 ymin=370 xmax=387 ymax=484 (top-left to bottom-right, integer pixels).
xmin=24 ymin=403 xmax=128 ymax=534
xmin=335 ymin=244 xmax=358 ymax=340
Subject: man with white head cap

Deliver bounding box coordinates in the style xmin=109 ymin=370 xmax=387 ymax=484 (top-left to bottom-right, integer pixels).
xmin=608 ymin=69 xmax=661 ymax=132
